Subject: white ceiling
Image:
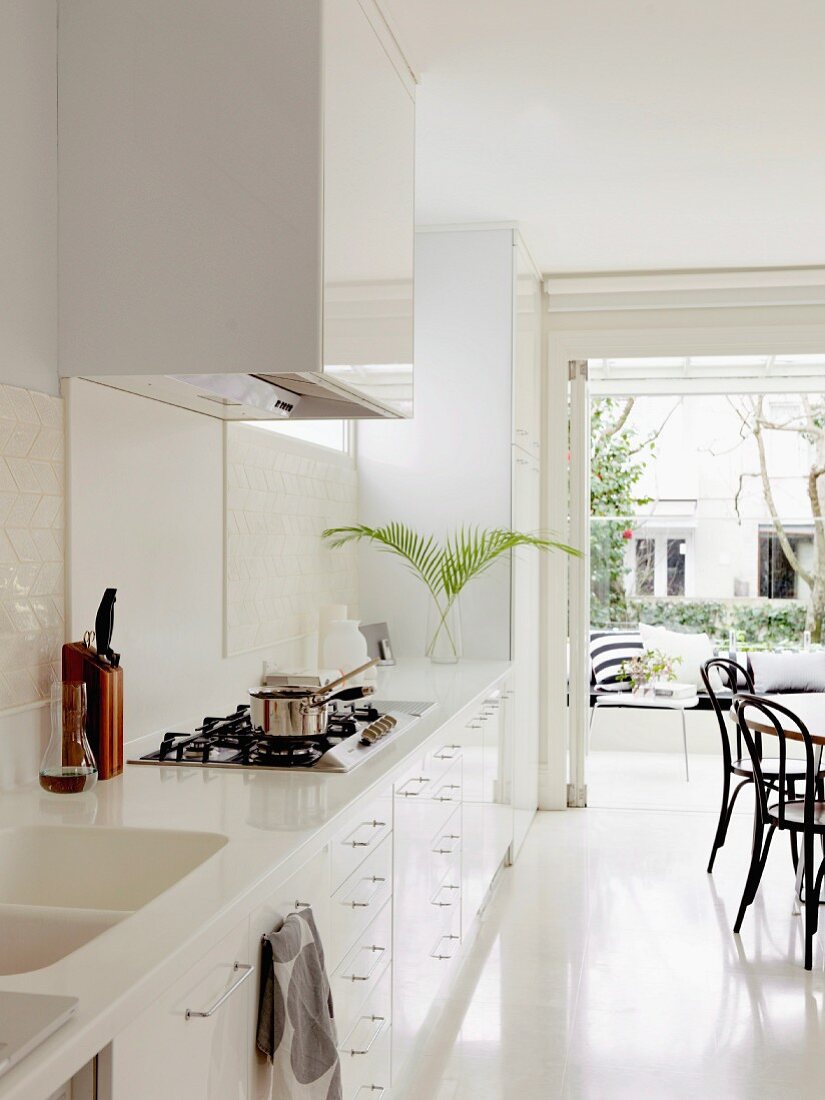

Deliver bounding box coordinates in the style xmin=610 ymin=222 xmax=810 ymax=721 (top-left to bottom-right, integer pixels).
xmin=384 ymin=0 xmax=825 ymax=273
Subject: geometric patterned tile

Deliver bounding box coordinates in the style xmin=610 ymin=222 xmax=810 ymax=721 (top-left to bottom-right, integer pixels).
xmin=224 ymin=424 xmax=359 ymax=656
xmin=6 ymin=457 xmax=41 ymax=493
xmin=0 ymin=387 xmax=64 ymax=711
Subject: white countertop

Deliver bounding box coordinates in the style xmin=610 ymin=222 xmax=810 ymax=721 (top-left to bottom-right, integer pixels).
xmin=0 ymin=659 xmax=510 ymax=1100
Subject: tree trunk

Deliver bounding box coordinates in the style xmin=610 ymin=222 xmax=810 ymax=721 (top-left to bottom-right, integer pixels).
xmin=808 ymin=575 xmax=825 ymax=643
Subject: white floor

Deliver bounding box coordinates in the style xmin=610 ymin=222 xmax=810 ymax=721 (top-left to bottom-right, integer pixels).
xmin=586 ymin=748 xmax=748 ymax=813
xmin=404 ymin=756 xmax=825 ymax=1099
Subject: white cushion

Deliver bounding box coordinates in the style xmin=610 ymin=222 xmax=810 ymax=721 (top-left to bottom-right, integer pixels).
xmin=638 ymin=623 xmax=721 ymax=691
xmin=749 ymin=651 xmax=825 ymax=693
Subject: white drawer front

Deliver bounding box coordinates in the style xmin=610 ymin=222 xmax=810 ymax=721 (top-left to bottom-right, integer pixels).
xmin=394 ymin=755 xmax=462 ymax=802
xmin=331 ymin=788 xmax=393 ymax=895
xmin=430 ymin=816 xmax=462 ymax=890
xmin=112 ymin=918 xmax=251 ymax=1100
xmin=430 ymin=776 xmax=463 ymax=805
xmin=338 ymin=961 xmax=392 ymax=1100
xmin=329 ymin=833 xmax=393 ymax=969
xmin=331 ymin=899 xmax=392 ymax=1039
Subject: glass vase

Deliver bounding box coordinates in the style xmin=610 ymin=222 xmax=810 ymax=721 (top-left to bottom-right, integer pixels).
xmin=425 ymin=597 xmax=462 ymax=664
xmin=39 ymin=681 xmax=98 ymax=794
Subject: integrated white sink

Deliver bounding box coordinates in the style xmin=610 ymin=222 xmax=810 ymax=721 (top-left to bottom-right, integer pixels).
xmin=0 ymin=825 xmax=228 ymax=975
xmin=0 ymin=905 xmax=127 ymax=976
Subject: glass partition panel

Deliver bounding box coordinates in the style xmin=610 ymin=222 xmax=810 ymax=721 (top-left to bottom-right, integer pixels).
xmin=590 ymin=390 xmax=825 ymax=650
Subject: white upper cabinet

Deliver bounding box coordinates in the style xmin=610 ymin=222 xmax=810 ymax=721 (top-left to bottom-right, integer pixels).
xmin=57 ymin=0 xmax=415 ymax=421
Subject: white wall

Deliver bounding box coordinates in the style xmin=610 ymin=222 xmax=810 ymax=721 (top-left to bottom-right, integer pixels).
xmin=0 ymin=1 xmax=58 ymax=396
xmin=66 ymin=381 xmax=356 ymax=743
xmin=357 ymin=227 xmax=514 ymax=660
xmin=0 ymin=3 xmax=60 ymax=786
xmin=225 ymin=424 xmax=358 ymax=654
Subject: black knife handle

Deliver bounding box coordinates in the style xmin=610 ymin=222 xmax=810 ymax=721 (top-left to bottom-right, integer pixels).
xmin=94 ymin=588 xmax=118 ymax=665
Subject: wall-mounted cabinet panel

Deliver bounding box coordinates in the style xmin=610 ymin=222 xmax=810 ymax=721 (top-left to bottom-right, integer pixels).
xmin=323 ymin=0 xmax=415 ymax=417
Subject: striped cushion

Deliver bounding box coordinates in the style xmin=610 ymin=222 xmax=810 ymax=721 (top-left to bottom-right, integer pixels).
xmin=590 ymin=631 xmax=644 ymax=691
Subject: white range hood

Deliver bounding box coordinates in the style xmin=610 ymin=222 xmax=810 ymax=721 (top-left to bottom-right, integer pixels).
xmin=82 ymin=364 xmax=413 ymax=422
xmin=57 ymin=0 xmax=416 ymax=421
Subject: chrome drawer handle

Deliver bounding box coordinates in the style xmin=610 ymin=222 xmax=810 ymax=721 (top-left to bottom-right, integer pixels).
xmin=434 ymin=784 xmax=461 ymax=802
xmin=344 ymin=944 xmax=386 ymax=982
xmin=341 ymin=1015 xmax=386 ymax=1057
xmin=431 ymin=883 xmax=460 ymax=907
xmin=465 ymin=722 xmax=482 ymax=730
xmin=431 ymin=934 xmax=460 ymax=961
xmin=344 ymin=820 xmax=388 ymax=848
xmin=346 ymin=876 xmax=386 ymax=909
xmin=186 ymin=962 xmax=254 ymax=1020
xmin=397 ymin=776 xmax=429 ymax=797
xmin=432 ymin=833 xmax=461 ymax=855
xmin=434 ymin=744 xmax=461 ymax=760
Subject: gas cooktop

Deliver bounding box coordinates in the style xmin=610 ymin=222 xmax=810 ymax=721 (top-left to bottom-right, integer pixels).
xmin=129 ymin=700 xmax=434 ymax=773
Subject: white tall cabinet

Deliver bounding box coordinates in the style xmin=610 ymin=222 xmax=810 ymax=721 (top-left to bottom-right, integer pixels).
xmin=358 ymin=225 xmax=543 ymax=848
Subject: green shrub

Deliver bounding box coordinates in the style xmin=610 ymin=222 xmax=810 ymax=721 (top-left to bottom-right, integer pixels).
xmin=729 ymin=603 xmax=807 ymax=647
xmin=611 ymin=598 xmax=807 ymax=649
xmin=629 ymin=599 xmax=723 ymax=637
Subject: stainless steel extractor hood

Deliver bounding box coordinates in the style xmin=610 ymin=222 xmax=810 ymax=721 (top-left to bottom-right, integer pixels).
xmin=81 ymin=366 xmax=413 ymax=421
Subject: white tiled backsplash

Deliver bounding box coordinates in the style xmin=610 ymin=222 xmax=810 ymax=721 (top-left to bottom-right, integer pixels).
xmin=225 ymin=425 xmax=358 ymax=655
xmin=0 ymin=386 xmax=64 ymax=710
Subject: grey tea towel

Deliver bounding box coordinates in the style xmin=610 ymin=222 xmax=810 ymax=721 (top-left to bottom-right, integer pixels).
xmin=256 ymin=908 xmax=342 ymax=1100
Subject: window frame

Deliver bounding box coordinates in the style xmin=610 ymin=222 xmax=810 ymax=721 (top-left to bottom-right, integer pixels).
xmin=757 ymin=523 xmax=814 ymax=599
xmin=244 ymin=418 xmax=355 ymax=459
xmin=628 ymin=528 xmax=694 ymax=598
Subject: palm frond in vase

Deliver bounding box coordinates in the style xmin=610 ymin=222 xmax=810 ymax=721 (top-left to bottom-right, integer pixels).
xmin=323 ymin=522 xmax=580 ymax=663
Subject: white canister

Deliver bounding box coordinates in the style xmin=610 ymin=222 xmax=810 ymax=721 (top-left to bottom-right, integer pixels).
xmin=317 ymin=603 xmax=348 ymax=667
xmin=322 ymin=620 xmax=370 ymax=685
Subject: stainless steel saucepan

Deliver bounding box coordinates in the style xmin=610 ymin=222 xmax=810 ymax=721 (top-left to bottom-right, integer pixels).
xmin=249 ymin=659 xmax=378 ymax=738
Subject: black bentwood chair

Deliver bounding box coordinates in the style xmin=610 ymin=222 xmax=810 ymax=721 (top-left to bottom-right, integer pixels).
xmin=732 ymin=693 xmax=825 ymax=970
xmin=702 ymin=658 xmax=808 ymax=874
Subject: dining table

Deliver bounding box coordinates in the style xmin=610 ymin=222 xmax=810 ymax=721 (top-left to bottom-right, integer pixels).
xmin=733 ymin=692 xmax=825 ymax=746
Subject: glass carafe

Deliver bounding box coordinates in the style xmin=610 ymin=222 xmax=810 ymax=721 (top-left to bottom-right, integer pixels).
xmin=39 ymin=681 xmax=98 ymax=794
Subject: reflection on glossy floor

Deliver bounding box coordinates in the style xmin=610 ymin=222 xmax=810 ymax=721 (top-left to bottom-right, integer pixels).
xmin=587 ymin=749 xmax=750 ymax=814
xmin=402 ymin=803 xmax=825 ymax=1099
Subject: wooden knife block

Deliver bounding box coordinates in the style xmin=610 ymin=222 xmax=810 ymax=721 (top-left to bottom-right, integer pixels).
xmin=62 ymin=642 xmax=124 ymax=780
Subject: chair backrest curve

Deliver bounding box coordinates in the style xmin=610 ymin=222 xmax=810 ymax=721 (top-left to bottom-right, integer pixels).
xmin=701 ymin=657 xmax=754 ymax=766
xmin=733 ymin=692 xmax=817 ymax=827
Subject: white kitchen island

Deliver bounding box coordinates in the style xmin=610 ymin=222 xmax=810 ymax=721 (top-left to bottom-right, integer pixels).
xmin=0 ymin=659 xmax=527 ymax=1100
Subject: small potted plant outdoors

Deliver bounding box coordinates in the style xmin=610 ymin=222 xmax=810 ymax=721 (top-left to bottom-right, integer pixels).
xmin=323 ymin=523 xmax=580 ymax=663
xmin=617 ymin=649 xmax=681 ymax=696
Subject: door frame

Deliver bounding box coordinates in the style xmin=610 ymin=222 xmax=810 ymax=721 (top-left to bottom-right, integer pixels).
xmin=539 ymin=281 xmax=825 ymax=811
